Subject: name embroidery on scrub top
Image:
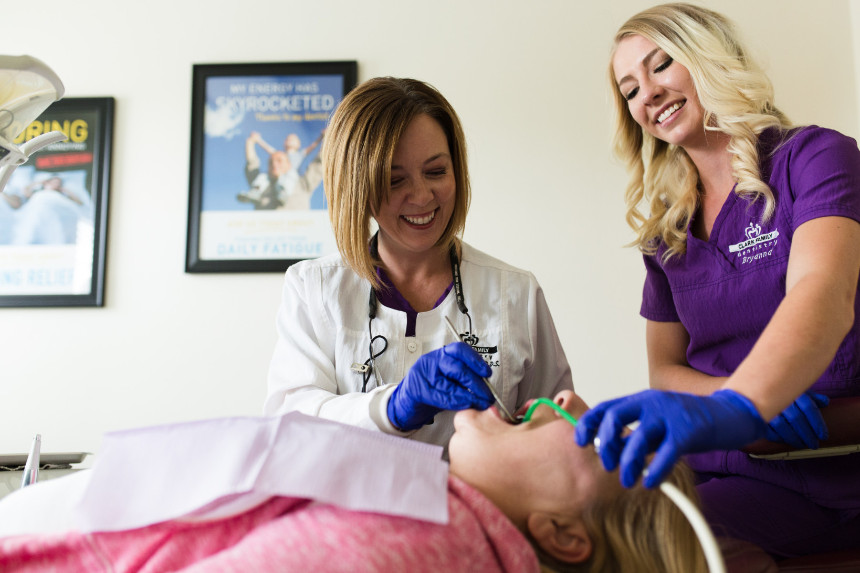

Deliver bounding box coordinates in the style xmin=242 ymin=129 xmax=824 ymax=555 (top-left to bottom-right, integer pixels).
xmin=462 ymin=332 xmax=499 ymax=368
xmin=728 ymin=222 xmax=780 ymax=266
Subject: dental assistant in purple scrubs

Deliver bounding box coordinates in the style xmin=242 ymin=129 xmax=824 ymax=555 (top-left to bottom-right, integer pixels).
xmin=575 ymin=3 xmax=860 ymax=559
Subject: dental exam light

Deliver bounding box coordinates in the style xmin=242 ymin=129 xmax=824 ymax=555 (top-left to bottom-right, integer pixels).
xmin=0 ymin=55 xmax=66 ymax=194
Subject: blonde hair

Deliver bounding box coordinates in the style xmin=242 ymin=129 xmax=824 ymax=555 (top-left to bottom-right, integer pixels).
xmin=322 ymin=77 xmax=470 ymax=287
xmin=539 ymin=463 xmax=707 ymax=573
xmin=610 ymin=3 xmax=791 ymax=259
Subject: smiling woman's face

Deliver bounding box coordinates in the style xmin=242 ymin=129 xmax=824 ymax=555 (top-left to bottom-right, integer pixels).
xmin=449 ymin=391 xmax=621 ymax=521
xmin=372 ymin=113 xmax=456 ymax=264
xmin=612 ymin=34 xmax=707 ymax=151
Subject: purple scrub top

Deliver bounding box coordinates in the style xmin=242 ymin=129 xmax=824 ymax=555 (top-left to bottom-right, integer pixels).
xmin=375 ymin=267 xmax=454 ymax=337
xmin=641 ymin=127 xmax=860 ymax=533
xmin=641 ymin=126 xmax=860 ymax=398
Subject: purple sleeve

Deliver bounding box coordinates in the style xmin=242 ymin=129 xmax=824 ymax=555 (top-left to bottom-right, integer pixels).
xmin=640 ymin=253 xmax=680 ymax=322
xmin=786 ymin=127 xmax=860 ymax=228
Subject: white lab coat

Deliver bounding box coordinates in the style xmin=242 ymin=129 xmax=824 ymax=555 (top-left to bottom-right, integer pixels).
xmin=264 ymin=242 xmax=574 ymax=448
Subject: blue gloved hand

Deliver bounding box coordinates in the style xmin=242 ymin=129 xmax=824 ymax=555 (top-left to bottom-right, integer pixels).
xmin=575 ymin=389 xmax=768 ymax=489
xmin=764 ymin=391 xmax=829 ymax=449
xmin=387 ymin=342 xmax=494 ymax=431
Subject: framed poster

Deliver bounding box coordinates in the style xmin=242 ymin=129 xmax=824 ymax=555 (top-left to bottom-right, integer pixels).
xmin=186 ymin=61 xmax=357 ymax=273
xmin=0 ymin=97 xmax=113 ymax=307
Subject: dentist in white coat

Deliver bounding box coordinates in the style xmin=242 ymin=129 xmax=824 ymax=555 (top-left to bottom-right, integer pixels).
xmin=264 ymin=77 xmax=573 ymax=448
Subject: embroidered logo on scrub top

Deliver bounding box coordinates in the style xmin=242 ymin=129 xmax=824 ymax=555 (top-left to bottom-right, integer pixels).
xmin=728 ymin=222 xmax=780 ymax=265
xmin=457 ymin=330 xmax=500 ymax=368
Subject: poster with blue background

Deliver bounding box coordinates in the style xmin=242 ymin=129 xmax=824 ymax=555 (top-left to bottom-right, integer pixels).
xmin=187 ymin=62 xmax=357 ymax=272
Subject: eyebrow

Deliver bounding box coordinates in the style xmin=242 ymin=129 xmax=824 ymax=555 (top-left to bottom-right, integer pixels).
xmin=616 ymin=47 xmax=663 ymax=87
xmin=391 ymin=152 xmax=450 ymax=171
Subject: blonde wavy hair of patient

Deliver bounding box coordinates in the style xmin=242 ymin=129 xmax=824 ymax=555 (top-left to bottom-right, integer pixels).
xmin=538 ymin=462 xmax=707 ymax=573
xmin=611 ymin=3 xmax=791 ymax=260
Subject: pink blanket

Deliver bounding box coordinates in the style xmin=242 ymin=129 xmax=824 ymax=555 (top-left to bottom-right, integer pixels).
xmin=0 ymin=476 xmax=539 ymax=572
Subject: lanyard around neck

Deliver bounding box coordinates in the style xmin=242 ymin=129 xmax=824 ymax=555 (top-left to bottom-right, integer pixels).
xmin=368 ymin=232 xmax=468 ymax=320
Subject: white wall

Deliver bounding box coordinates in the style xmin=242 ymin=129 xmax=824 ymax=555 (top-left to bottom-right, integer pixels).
xmin=1 ymin=0 xmax=857 ymax=458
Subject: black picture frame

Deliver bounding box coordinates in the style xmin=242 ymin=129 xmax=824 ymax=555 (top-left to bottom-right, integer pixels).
xmin=0 ymin=97 xmax=113 ymax=307
xmin=186 ymin=61 xmax=357 ymax=273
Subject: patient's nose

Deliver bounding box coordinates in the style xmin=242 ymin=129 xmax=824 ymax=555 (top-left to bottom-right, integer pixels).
xmin=553 ymin=390 xmax=576 ymax=410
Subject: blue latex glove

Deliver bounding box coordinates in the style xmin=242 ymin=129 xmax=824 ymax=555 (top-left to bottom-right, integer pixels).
xmin=387 ymin=342 xmax=494 ymax=431
xmin=575 ymin=389 xmax=768 ymax=489
xmin=764 ymin=391 xmax=829 ymax=449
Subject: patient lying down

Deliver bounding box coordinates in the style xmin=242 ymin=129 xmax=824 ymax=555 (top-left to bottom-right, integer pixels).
xmin=0 ymin=391 xmax=706 ymax=573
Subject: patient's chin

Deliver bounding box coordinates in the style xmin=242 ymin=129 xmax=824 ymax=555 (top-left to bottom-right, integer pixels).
xmin=451 ymin=409 xmax=474 ymax=432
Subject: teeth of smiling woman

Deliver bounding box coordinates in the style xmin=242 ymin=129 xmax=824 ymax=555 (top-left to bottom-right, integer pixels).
xmin=404 ymin=212 xmax=435 ymax=225
xmin=657 ymin=102 xmax=684 ymax=124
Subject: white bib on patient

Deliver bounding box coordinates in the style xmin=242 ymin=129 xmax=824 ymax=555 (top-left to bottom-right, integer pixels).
xmin=0 ymin=412 xmax=449 ymax=535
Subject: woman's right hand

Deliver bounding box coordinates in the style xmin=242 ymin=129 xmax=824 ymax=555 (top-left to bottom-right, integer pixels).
xmin=387 ymin=342 xmax=494 ymax=431
xmin=575 ymin=388 xmax=768 ymax=488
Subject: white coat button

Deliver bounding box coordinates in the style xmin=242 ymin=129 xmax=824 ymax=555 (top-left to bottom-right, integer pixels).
xmin=407 ymin=341 xmax=418 ymax=353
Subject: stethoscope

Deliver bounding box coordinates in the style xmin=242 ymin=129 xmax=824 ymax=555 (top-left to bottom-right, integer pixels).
xmin=354 ymin=233 xmax=476 ymax=392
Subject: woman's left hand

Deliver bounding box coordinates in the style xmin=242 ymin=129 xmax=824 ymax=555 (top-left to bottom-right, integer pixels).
xmin=764 ymin=391 xmax=829 ymax=449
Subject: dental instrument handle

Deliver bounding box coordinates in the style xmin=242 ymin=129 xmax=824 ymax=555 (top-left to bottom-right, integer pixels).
xmin=20 ymin=434 xmax=41 ymax=488
xmin=442 ymin=317 xmax=516 ymax=422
